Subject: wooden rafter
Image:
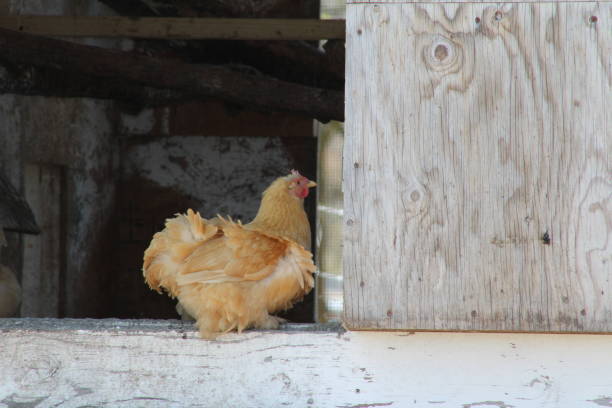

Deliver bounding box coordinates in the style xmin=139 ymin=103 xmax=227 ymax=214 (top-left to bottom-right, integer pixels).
xmin=0 ymin=28 xmax=344 ymax=122
xmin=96 ymin=0 xmax=344 ymax=91
xmin=0 ymin=62 xmax=191 ymax=107
xmin=0 ymin=16 xmax=345 ymax=40
xmin=97 ymin=0 xmax=320 ymax=19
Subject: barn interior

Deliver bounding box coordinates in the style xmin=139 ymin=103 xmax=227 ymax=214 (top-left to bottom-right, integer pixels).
xmin=0 ymin=0 xmax=344 ymax=323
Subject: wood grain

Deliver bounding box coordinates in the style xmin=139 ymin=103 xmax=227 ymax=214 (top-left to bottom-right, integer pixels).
xmin=2 ymin=319 xmax=612 ymax=407
xmin=344 ymin=3 xmax=611 ymax=331
xmin=0 ymin=16 xmax=345 ymax=40
xmin=20 ymin=164 xmax=64 ymax=317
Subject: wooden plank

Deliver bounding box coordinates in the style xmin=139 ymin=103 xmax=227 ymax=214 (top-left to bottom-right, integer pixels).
xmin=20 ymin=164 xmax=64 ymax=317
xmin=0 ymin=16 xmax=346 ymax=40
xmin=348 ymin=0 xmax=612 ymax=3
xmin=0 ymin=170 xmax=39 ymax=234
xmin=2 ymin=319 xmax=612 ymax=407
xmin=344 ymin=3 xmax=612 ymax=331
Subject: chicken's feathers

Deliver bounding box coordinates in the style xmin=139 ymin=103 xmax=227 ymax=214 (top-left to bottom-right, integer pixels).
xmin=143 ymin=209 xmax=219 ymax=296
xmin=143 ymin=210 xmax=315 ymax=300
xmin=176 ymin=217 xmax=315 ymax=288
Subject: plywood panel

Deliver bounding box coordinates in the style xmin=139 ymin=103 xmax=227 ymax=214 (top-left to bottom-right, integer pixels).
xmin=344 ymin=3 xmax=611 ymax=331
xmin=2 ymin=319 xmax=612 ymax=407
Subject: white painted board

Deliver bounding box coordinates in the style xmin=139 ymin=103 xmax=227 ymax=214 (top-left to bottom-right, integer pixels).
xmin=1 ymin=319 xmax=612 ymax=407
xmin=344 ymin=2 xmax=612 ymax=331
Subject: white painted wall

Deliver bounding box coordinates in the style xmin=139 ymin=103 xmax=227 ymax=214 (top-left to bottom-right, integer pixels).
xmin=1 ymin=319 xmax=611 ymax=408
xmin=123 ymin=135 xmax=294 ymax=220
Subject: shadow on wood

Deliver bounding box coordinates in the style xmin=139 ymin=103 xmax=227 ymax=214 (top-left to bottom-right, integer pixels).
xmin=0 ymin=170 xmax=39 ymax=234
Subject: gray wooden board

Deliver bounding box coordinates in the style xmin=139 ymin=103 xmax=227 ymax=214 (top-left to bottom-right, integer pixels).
xmin=1 ymin=318 xmax=612 ymax=407
xmin=344 ymin=2 xmax=611 ymax=331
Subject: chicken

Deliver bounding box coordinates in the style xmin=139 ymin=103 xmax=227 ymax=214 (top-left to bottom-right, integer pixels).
xmin=143 ymin=170 xmax=317 ymax=338
xmin=0 ymin=229 xmax=21 ymax=317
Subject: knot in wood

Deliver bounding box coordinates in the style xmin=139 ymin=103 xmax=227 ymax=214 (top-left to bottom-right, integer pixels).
xmin=424 ymin=36 xmax=461 ymax=73
xmin=434 ymin=44 xmax=448 ymax=61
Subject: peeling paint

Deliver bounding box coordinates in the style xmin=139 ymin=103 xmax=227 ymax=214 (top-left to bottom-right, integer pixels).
xmin=0 ymin=394 xmax=48 ymax=408
xmin=1 ymin=96 xmax=117 ymax=318
xmin=337 ymin=403 xmax=394 ymax=408
xmin=124 ymin=135 xmax=293 ymax=221
xmin=462 ymin=402 xmax=514 ymax=408
xmin=589 ymin=397 xmax=612 ymax=407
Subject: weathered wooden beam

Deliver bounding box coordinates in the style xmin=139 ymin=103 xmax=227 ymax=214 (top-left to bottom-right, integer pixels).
xmin=2 ymin=318 xmax=612 ymax=407
xmin=98 ymin=0 xmax=319 ymax=19
xmin=0 ymin=16 xmax=345 ymax=40
xmin=0 ymin=28 xmax=344 ymax=122
xmin=0 ymin=171 xmax=39 ymax=234
xmin=0 ymin=62 xmax=191 ymax=107
xmin=97 ymin=0 xmax=344 ymax=90
xmin=244 ymin=39 xmax=344 ymax=87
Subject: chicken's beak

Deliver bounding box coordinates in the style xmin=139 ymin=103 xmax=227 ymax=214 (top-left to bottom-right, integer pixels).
xmin=307 ymin=180 xmax=317 ymax=188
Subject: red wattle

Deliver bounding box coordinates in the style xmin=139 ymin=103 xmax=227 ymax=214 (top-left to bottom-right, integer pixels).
xmin=297 ymin=187 xmax=309 ymax=198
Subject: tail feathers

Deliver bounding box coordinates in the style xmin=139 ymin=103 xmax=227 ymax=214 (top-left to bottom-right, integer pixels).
xmin=143 ymin=209 xmax=218 ymax=297
xmin=287 ymin=242 xmax=317 ymax=291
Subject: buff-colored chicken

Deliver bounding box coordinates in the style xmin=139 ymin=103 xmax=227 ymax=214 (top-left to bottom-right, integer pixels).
xmin=143 ymin=171 xmax=316 ymax=338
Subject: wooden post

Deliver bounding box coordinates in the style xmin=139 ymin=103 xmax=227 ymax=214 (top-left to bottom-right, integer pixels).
xmin=344 ymin=2 xmax=611 ymax=331
xmin=20 ymin=164 xmax=64 ymax=317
